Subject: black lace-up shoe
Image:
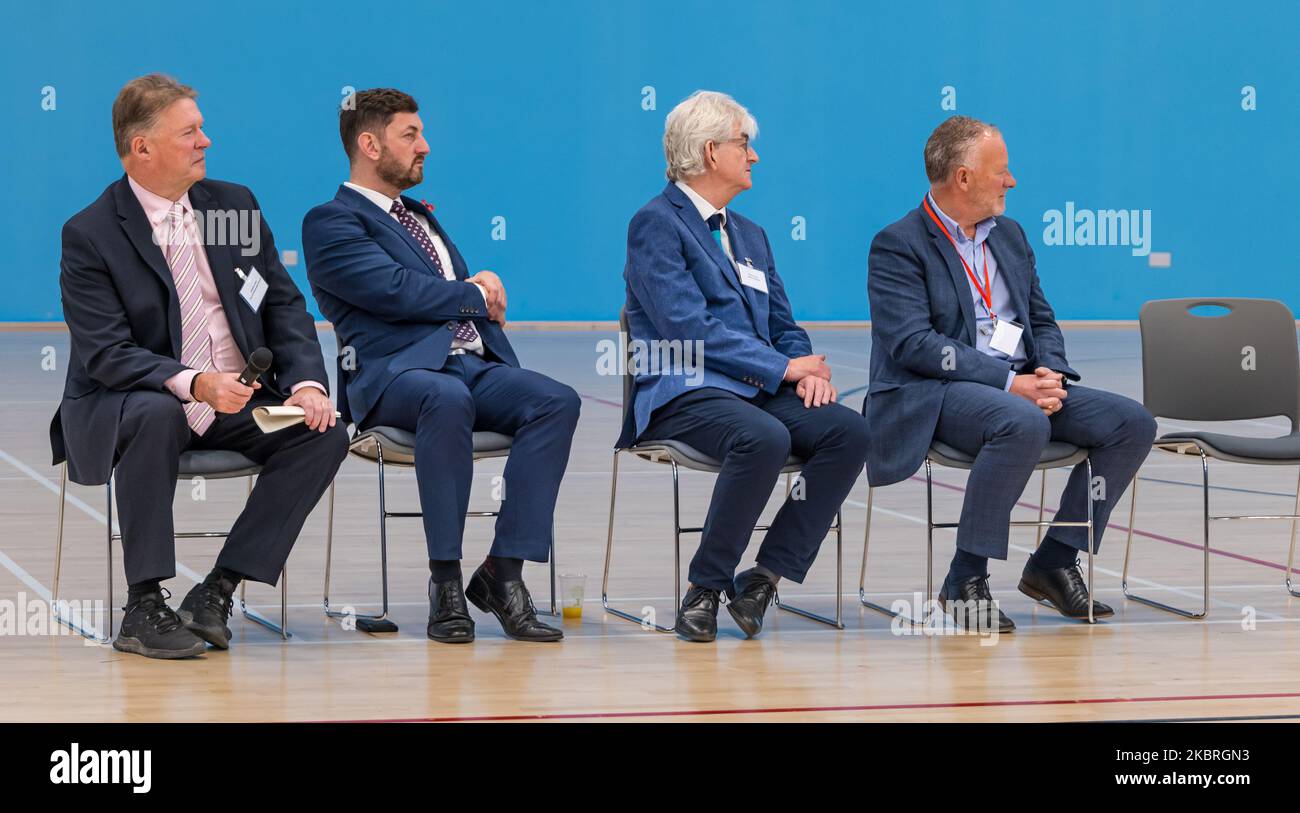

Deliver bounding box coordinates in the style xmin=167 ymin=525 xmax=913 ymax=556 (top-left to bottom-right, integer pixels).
xmin=428 ymin=576 xmax=475 ymax=643
xmin=674 ymin=585 xmax=721 ymax=642
xmin=114 ymin=589 xmax=207 ymax=659
xmin=1019 ymin=559 xmax=1114 ymax=620
xmin=726 ymin=568 xmax=777 ymax=639
xmin=179 ymin=575 xmax=237 ymax=649
xmin=466 ymin=564 xmax=562 ymax=642
xmin=938 ymin=575 xmax=1015 ymax=634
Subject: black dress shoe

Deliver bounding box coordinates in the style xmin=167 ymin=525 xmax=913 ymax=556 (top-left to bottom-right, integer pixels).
xmin=674 ymin=585 xmax=720 ymax=642
xmin=938 ymin=575 xmax=1015 ymax=633
xmin=465 ymin=564 xmax=562 ymax=642
xmin=178 ymin=576 xmax=236 ymax=649
xmin=114 ymin=589 xmax=207 ymax=659
xmin=427 ymin=577 xmax=475 ymax=643
xmin=1019 ymin=559 xmax=1114 ymax=620
xmin=726 ymin=568 xmax=776 ymax=639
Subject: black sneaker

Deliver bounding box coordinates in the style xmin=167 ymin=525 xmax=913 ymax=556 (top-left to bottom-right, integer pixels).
xmin=178 ymin=575 xmax=237 ymax=649
xmin=113 ymin=589 xmax=207 ymax=659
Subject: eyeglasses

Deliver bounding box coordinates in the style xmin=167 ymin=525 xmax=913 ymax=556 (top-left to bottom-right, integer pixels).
xmin=713 ymin=137 xmax=753 ymax=154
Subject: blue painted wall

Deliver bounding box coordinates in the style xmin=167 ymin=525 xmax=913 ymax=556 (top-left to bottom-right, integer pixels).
xmin=0 ymin=0 xmax=1291 ymax=321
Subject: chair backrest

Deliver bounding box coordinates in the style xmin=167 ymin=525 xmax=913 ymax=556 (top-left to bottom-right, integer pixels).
xmin=1139 ymin=297 xmax=1300 ymax=428
xmin=334 ymin=352 xmax=354 ymax=426
xmin=619 ymin=308 xmax=633 ymax=429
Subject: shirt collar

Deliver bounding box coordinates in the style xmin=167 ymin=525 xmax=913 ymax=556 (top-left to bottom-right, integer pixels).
xmin=675 ymin=180 xmax=726 ymax=226
xmin=344 ymin=181 xmax=403 ymax=215
xmin=926 ymin=191 xmax=996 ymax=245
xmin=127 ymin=175 xmax=194 ymax=226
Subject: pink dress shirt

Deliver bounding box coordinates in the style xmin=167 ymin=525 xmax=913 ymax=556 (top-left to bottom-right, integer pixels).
xmin=127 ymin=176 xmax=323 ymax=402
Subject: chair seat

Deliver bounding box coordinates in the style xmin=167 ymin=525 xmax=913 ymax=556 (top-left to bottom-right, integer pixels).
xmin=928 ymin=439 xmax=1087 ymax=471
xmin=178 ymin=450 xmax=262 ymax=479
xmin=1155 ymin=431 xmax=1300 ymax=465
xmin=628 ymin=439 xmax=805 ymax=474
xmin=348 ymin=426 xmax=514 ymax=465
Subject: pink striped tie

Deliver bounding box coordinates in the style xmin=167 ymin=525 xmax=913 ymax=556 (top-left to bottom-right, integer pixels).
xmin=163 ymin=204 xmax=216 ymax=435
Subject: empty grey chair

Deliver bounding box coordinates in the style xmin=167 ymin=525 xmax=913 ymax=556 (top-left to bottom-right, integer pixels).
xmin=52 ymin=451 xmax=289 ymax=644
xmin=603 ymin=311 xmax=844 ymax=632
xmin=1124 ymin=298 xmax=1300 ymax=618
xmin=859 ymin=438 xmax=1098 ymax=624
xmin=322 ymin=358 xmax=554 ymax=633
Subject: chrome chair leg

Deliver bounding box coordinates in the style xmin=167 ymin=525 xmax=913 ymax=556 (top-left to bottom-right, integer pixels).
xmin=859 ymin=485 xmax=923 ymax=625
xmin=925 ymin=457 xmax=935 ymax=611
xmin=323 ymin=479 xmax=336 ymax=614
xmin=51 ymin=463 xmax=112 ymax=644
xmin=1035 ymin=469 xmax=1047 ymax=548
xmin=603 ymin=451 xmax=674 ymax=632
xmin=671 ymin=459 xmax=683 ymax=627
xmin=1086 ymin=458 xmax=1095 ymax=623
xmin=774 ymin=508 xmax=844 ymax=628
xmin=239 ymin=566 xmax=290 ymax=638
xmin=235 ymin=474 xmax=290 ymax=639
xmin=1122 ymin=450 xmax=1210 ymax=618
xmin=1287 ymin=467 xmax=1300 ymax=598
xmin=325 ymin=448 xmax=392 ymax=627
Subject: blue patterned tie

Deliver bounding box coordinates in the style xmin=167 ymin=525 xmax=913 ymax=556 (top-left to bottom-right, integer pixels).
xmin=390 ymin=199 xmax=479 ymax=343
xmin=707 ymin=213 xmax=725 ymax=252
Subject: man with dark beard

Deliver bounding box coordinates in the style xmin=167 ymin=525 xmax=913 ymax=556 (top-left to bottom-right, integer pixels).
xmin=302 ymin=88 xmax=579 ymax=643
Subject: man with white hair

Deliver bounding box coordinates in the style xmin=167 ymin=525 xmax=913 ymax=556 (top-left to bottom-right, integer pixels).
xmin=620 ymin=90 xmax=869 ymax=643
xmin=866 ymin=115 xmax=1156 ymax=631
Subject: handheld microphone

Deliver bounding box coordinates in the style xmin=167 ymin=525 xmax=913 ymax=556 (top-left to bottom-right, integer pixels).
xmin=238 ymin=347 xmax=273 ymax=386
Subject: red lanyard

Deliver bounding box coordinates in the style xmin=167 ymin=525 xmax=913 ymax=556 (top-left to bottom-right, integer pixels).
xmin=922 ymin=196 xmax=994 ymax=319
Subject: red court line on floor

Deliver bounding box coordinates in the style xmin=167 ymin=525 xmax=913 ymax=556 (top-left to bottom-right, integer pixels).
xmin=914 ymin=474 xmax=1294 ymax=572
xmin=579 ymin=389 xmax=1294 ymax=571
xmin=321 ymin=689 xmax=1300 ymax=723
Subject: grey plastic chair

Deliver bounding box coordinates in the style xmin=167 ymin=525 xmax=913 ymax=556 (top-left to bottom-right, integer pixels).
xmin=859 ymin=440 xmax=1096 ymax=624
xmin=602 ymin=310 xmax=844 ymax=632
xmin=322 ymin=358 xmax=555 ymax=633
xmin=52 ymin=451 xmax=289 ymax=645
xmin=1124 ymin=297 xmax=1300 ymax=618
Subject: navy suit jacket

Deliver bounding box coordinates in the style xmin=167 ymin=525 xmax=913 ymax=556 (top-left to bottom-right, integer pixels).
xmin=618 ymin=182 xmax=811 ymax=447
xmin=51 ymin=175 xmax=329 ymax=485
xmin=302 ymin=185 xmax=518 ymax=428
xmin=864 ymin=201 xmax=1079 ymax=487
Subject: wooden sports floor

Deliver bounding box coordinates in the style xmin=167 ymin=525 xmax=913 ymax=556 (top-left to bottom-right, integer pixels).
xmin=2 ymin=326 xmax=1299 ymax=723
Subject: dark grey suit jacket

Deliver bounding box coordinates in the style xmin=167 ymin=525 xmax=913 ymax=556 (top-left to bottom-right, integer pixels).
xmin=864 ymin=201 xmax=1079 ymax=487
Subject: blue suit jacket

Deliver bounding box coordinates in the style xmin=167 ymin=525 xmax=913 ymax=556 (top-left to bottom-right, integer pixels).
xmin=52 ymin=176 xmax=327 ymax=485
xmin=302 ymin=186 xmax=518 ymax=427
xmin=618 ymin=183 xmax=811 ymax=447
xmin=864 ymin=201 xmax=1079 ymax=487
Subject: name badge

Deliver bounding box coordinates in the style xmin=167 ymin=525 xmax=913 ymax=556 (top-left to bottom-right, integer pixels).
xmin=736 ymin=262 xmax=768 ymax=294
xmin=237 ymin=266 xmax=268 ymax=313
xmin=989 ymin=317 xmax=1024 ymax=357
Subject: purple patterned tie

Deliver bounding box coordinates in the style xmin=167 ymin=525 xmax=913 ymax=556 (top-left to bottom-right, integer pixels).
xmin=390 ymin=200 xmax=479 ymax=343
xmin=163 ymin=204 xmax=216 ymax=435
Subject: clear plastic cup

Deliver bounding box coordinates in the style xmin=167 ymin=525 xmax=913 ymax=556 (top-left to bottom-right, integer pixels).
xmin=558 ymin=573 xmax=586 ymax=619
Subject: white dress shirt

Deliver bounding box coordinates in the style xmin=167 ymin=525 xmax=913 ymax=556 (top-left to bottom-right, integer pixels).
xmin=344 ymin=181 xmax=486 ymax=355
xmin=675 ymin=180 xmax=739 ymax=265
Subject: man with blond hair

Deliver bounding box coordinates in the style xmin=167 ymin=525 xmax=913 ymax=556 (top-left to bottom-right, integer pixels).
xmin=53 ymin=74 xmax=347 ymax=659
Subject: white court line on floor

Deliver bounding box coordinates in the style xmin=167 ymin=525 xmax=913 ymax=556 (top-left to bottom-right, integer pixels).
xmin=0 ymin=519 xmax=104 ymax=639
xmin=841 ymin=495 xmax=1284 ymax=619
xmin=0 ymin=448 xmax=204 ymax=586
xmin=230 ymin=581 xmax=1296 ymax=613
xmin=219 ymin=612 xmax=1300 ymax=648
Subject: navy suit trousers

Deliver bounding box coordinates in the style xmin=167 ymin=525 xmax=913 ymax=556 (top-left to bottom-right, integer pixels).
xmin=932 ymin=382 xmax=1156 ymax=559
xmin=114 ymin=390 xmax=349 ymax=586
xmin=362 ymin=353 xmax=580 ymax=562
xmin=642 ymin=385 xmax=868 ymax=591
